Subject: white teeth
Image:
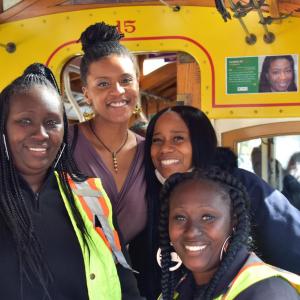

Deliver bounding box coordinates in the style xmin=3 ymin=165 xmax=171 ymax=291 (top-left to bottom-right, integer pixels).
xmin=29 ymin=148 xmax=47 ymax=152
xmin=109 ymin=101 xmax=127 ymax=107
xmin=185 ymin=245 xmax=207 ymax=252
xmin=161 ymin=159 xmax=179 ymax=166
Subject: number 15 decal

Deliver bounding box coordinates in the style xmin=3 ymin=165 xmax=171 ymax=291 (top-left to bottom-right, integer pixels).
xmin=116 ymin=20 xmax=136 ymax=34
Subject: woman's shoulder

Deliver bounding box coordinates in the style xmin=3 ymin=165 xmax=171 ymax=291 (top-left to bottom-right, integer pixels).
xmin=234 ymin=167 xmax=270 ymax=184
xmin=237 ymin=276 xmax=300 ymax=300
xmin=233 ymin=167 xmax=276 ymax=196
xmin=134 ymin=132 xmax=145 ymax=143
xmin=68 ymin=122 xmax=92 ymax=148
xmin=133 ymin=132 xmax=145 ymax=156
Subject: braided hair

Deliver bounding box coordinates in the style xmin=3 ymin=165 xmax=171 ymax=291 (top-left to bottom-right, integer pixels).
xmin=142 ymin=106 xmax=218 ymax=299
xmin=159 ymin=167 xmax=251 ymax=300
xmin=79 ymin=21 xmax=139 ymax=85
xmin=0 ymin=63 xmax=89 ymax=299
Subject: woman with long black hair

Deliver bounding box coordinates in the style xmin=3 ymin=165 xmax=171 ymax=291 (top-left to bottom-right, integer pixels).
xmin=0 ymin=63 xmax=141 ymax=300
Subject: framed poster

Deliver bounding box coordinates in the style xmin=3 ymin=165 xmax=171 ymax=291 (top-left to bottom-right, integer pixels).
xmin=226 ymin=55 xmax=298 ymax=94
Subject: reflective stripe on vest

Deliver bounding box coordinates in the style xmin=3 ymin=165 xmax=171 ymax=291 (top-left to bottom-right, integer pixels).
xmin=68 ymin=176 xmax=133 ymax=271
xmin=55 ymin=172 xmax=121 ymax=300
xmin=215 ymin=252 xmax=300 ymax=300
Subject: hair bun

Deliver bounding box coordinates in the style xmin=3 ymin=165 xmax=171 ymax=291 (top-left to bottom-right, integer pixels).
xmin=23 ymin=63 xmax=60 ymax=93
xmin=80 ymin=22 xmax=124 ymax=53
xmin=23 ymin=63 xmax=48 ymax=77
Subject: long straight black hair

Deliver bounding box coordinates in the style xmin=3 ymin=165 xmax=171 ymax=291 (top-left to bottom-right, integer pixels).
xmin=141 ymin=105 xmax=218 ymax=298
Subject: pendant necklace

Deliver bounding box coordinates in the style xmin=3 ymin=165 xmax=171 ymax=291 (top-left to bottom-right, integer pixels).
xmin=89 ymin=120 xmax=128 ymax=173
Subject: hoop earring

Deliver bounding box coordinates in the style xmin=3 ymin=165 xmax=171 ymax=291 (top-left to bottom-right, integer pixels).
xmin=53 ymin=143 xmax=66 ymax=169
xmin=220 ymin=235 xmax=231 ymax=261
xmin=156 ymin=247 xmax=182 ymax=272
xmin=2 ymin=134 xmax=10 ymax=161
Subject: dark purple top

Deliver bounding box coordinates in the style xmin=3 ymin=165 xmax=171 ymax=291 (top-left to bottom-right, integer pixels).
xmin=69 ymin=125 xmax=147 ymax=244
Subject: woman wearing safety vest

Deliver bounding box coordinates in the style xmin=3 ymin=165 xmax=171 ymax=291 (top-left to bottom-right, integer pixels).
xmin=0 ymin=63 xmax=142 ymax=300
xmin=158 ymin=168 xmax=300 ymax=300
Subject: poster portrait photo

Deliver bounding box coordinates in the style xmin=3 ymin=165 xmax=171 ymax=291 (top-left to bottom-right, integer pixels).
xmin=259 ymin=55 xmax=298 ymax=93
xmin=226 ymin=54 xmax=298 ymax=94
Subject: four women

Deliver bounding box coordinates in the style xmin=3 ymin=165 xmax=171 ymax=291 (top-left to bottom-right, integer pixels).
xmin=1 ymin=21 xmax=300 ymax=300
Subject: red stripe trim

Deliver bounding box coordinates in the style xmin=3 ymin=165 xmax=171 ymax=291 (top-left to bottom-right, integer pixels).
xmin=45 ymin=40 xmax=78 ymax=66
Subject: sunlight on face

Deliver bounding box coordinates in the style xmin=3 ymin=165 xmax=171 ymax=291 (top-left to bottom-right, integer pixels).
xmin=151 ymin=111 xmax=193 ymax=179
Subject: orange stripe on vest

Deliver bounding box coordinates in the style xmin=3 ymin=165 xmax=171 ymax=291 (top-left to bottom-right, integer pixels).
xmin=69 ymin=176 xmax=120 ymax=252
xmin=87 ymin=178 xmax=109 ymax=217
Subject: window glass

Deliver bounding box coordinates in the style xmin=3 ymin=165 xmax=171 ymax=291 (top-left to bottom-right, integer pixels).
xmin=3 ymin=0 xmax=22 ymax=11
xmin=237 ymin=135 xmax=300 ymax=191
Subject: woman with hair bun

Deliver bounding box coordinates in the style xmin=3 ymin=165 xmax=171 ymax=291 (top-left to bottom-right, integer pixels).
xmin=70 ymin=22 xmax=146 ymax=244
xmin=0 ymin=63 xmax=142 ymax=300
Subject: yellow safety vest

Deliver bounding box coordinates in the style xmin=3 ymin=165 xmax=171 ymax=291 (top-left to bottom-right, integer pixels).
xmin=215 ymin=252 xmax=300 ymax=300
xmin=55 ymin=172 xmax=127 ymax=300
xmin=165 ymin=252 xmax=300 ymax=300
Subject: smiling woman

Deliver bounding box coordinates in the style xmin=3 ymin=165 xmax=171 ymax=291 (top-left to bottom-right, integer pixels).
xmin=259 ymin=55 xmax=298 ymax=93
xmin=150 ymin=110 xmax=193 ymax=179
xmin=0 ymin=63 xmax=142 ymax=300
xmin=6 ymin=85 xmax=64 ymax=191
xmin=69 ymin=22 xmax=146 ymax=244
xmin=159 ymin=168 xmax=300 ymax=300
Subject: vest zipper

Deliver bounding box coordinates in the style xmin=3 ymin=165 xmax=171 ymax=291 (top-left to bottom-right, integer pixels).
xmin=34 ymin=192 xmax=40 ymax=210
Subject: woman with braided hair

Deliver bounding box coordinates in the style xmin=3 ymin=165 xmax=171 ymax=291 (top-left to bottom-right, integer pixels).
xmin=70 ymin=22 xmax=146 ymax=244
xmin=0 ymin=63 xmax=142 ymax=300
xmin=130 ymin=105 xmax=300 ymax=300
xmin=159 ymin=168 xmax=300 ymax=299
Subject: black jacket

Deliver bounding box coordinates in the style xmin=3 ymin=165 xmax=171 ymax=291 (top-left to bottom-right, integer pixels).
xmin=0 ymin=171 xmax=142 ymax=300
xmin=130 ymin=168 xmax=300 ymax=300
xmin=282 ymin=174 xmax=300 ymax=210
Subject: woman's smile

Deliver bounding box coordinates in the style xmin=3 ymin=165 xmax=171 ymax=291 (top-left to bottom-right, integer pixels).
xmin=83 ymin=56 xmax=139 ymax=124
xmin=169 ymin=179 xmax=233 ymax=284
xmin=151 ymin=111 xmax=193 ymax=178
xmin=6 ymin=86 xmax=64 ymax=179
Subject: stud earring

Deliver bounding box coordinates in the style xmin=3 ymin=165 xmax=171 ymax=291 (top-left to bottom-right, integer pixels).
xmin=83 ymin=101 xmax=95 ymax=120
xmin=83 ymin=111 xmax=95 ymax=120
xmin=132 ymin=105 xmax=142 ymax=116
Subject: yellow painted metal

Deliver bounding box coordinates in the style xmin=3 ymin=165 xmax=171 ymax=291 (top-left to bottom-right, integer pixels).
xmin=0 ymin=5 xmax=299 ymax=118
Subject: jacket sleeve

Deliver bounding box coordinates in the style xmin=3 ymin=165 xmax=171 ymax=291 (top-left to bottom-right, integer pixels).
xmin=283 ymin=175 xmax=300 ymax=194
xmin=113 ymin=213 xmax=145 ymax=300
xmin=236 ymin=276 xmax=300 ymax=300
xmin=233 ymin=168 xmax=300 ymax=274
